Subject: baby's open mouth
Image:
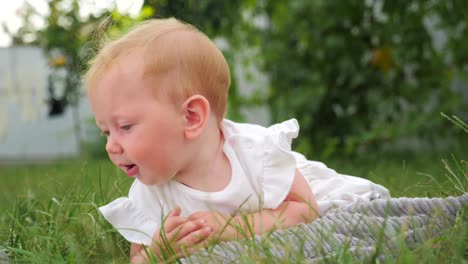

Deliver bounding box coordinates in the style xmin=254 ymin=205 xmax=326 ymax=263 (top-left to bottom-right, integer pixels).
xmin=121 ymin=164 xmax=138 ymax=177
xmin=124 ymin=164 xmax=135 ymax=170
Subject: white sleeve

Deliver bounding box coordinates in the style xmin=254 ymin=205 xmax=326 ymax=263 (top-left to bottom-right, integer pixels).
xmin=98 ymin=181 xmax=162 ymax=246
xmin=261 ymin=119 xmax=299 ymax=209
xmin=99 ymin=198 xmax=158 ymax=245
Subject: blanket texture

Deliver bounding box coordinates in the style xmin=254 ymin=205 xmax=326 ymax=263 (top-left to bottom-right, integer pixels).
xmin=182 ymin=195 xmax=467 ymax=263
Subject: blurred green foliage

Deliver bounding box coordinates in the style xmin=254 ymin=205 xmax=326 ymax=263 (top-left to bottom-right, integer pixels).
xmin=233 ymin=0 xmax=468 ymax=156
xmin=14 ymin=0 xmax=468 ymax=157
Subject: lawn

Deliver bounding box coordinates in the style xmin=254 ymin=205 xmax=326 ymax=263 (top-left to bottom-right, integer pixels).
xmin=0 ymin=149 xmax=466 ymax=263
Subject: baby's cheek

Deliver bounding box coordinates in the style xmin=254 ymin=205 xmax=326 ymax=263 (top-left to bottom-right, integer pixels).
xmin=136 ymin=147 xmax=166 ymax=170
xmin=130 ymin=138 xmax=154 ymax=158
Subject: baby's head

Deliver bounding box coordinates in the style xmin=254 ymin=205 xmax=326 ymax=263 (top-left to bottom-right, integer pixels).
xmin=85 ymin=18 xmax=231 ymax=122
xmin=84 ymin=18 xmax=231 ymax=185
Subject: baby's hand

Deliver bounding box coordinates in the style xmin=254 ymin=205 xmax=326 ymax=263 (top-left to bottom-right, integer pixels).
xmin=149 ymin=207 xmax=212 ymax=260
xmin=188 ymin=211 xmax=238 ymax=242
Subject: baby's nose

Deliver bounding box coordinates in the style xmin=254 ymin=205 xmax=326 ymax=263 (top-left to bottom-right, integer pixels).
xmin=105 ymin=135 xmax=123 ymax=154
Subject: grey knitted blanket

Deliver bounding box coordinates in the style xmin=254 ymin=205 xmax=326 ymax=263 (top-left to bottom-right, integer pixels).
xmin=182 ymin=195 xmax=467 ymax=263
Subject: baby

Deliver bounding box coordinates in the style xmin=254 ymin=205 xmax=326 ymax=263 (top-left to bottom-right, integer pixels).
xmin=85 ymin=18 xmax=390 ymax=262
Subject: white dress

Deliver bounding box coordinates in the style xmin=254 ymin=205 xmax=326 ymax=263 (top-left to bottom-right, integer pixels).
xmin=99 ymin=119 xmax=390 ymax=245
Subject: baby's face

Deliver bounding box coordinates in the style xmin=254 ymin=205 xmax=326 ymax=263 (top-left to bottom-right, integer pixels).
xmin=88 ymin=53 xmax=187 ymax=185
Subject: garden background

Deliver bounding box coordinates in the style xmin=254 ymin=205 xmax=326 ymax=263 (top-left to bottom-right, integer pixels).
xmin=0 ymin=0 xmax=467 ymax=263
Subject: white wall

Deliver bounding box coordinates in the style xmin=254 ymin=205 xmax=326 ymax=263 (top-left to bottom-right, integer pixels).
xmin=0 ymin=46 xmax=94 ymax=161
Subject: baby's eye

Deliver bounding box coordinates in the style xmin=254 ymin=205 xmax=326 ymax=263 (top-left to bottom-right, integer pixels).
xmin=120 ymin=124 xmax=133 ymax=131
xmin=101 ymin=130 xmax=110 ymax=137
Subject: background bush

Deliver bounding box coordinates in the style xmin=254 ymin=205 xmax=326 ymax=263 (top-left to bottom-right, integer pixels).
xmin=15 ymin=0 xmax=467 ymax=157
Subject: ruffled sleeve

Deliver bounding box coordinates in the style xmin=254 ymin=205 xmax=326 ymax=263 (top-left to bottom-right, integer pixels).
xmin=261 ymin=119 xmax=300 ymax=209
xmin=99 ymin=198 xmax=158 ymax=245
xmin=99 ymin=181 xmax=163 ymax=246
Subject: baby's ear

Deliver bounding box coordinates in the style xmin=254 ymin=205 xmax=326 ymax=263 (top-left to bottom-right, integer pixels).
xmin=182 ymin=95 xmax=210 ymax=139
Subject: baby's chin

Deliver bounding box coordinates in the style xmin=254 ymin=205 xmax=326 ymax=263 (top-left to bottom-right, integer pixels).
xmin=137 ymin=173 xmax=171 ymax=186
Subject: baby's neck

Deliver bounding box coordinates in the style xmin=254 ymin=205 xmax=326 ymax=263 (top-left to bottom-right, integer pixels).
xmin=175 ymin=121 xmax=232 ymax=192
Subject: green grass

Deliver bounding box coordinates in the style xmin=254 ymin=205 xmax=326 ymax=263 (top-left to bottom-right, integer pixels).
xmin=0 ymin=160 xmax=133 ymax=263
xmin=0 ymin=149 xmax=466 ymax=263
xmin=324 ymin=150 xmax=467 ymax=198
xmin=0 ymin=160 xmax=132 ymax=215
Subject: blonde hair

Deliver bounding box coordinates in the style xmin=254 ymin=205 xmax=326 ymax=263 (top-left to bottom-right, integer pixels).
xmin=85 ymin=18 xmax=231 ymax=120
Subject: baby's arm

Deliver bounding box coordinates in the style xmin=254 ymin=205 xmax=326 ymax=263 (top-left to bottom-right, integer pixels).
xmin=130 ymin=207 xmax=212 ymax=263
xmin=188 ymin=169 xmax=319 ymax=241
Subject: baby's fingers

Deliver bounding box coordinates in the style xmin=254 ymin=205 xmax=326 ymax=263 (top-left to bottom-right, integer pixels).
xmin=169 ymin=220 xmax=206 ymax=241
xmin=177 ymin=226 xmax=212 ymax=246
xmin=161 ymin=216 xmax=186 ymax=234
xmin=169 ymin=207 xmax=181 ymax=217
xmin=187 ymin=211 xmax=206 ymax=221
xmin=172 ymin=229 xmax=212 ymax=261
